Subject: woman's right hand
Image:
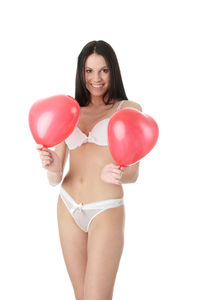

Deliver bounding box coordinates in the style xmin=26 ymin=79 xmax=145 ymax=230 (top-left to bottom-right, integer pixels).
xmin=36 ymin=144 xmax=62 ymax=173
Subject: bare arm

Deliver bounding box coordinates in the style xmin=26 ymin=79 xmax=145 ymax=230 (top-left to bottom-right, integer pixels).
xmin=46 ymin=141 xmax=69 ymax=186
xmin=37 ymin=141 xmax=69 ymax=186
xmin=54 ymin=140 xmax=69 ymax=171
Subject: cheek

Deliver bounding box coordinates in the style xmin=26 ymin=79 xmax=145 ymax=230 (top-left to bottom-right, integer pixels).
xmin=104 ymin=74 xmax=110 ymax=84
xmin=85 ymin=78 xmax=91 ymax=89
xmin=85 ymin=74 xmax=92 ymax=83
xmin=85 ymin=77 xmax=88 ymax=84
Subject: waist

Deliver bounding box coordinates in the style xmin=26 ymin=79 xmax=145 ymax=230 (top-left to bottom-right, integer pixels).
xmin=61 ymin=172 xmax=124 ymax=203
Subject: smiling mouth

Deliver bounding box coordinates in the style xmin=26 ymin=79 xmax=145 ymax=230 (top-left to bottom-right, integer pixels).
xmin=91 ymin=84 xmax=104 ymax=88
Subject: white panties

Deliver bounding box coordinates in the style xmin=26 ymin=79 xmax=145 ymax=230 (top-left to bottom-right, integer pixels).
xmin=60 ymin=186 xmax=124 ymax=232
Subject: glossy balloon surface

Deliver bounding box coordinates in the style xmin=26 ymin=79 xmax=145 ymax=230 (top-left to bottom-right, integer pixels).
xmin=108 ymin=108 xmax=159 ymax=166
xmin=29 ymin=95 xmax=80 ymax=147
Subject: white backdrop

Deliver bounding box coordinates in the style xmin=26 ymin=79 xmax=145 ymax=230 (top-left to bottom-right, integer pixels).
xmin=1 ymin=0 xmax=199 ymax=299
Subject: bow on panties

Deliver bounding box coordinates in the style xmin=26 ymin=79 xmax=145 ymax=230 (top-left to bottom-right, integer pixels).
xmin=70 ymin=202 xmax=84 ymax=214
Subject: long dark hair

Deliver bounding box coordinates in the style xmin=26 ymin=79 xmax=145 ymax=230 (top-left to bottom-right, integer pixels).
xmin=75 ymin=40 xmax=128 ymax=107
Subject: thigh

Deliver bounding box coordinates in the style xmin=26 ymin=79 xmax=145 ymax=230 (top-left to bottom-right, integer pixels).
xmin=84 ymin=205 xmax=125 ymax=300
xmin=57 ymin=195 xmax=88 ymax=299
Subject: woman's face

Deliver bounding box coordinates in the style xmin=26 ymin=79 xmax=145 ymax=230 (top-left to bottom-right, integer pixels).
xmin=84 ymin=53 xmax=110 ymax=99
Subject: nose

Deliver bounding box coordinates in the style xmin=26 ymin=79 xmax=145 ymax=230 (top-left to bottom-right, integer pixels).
xmin=93 ymin=71 xmax=102 ymax=82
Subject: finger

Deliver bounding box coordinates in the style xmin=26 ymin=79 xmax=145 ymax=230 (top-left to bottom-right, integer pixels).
xmin=110 ymin=176 xmax=121 ymax=184
xmin=42 ymin=160 xmax=50 ymax=166
xmin=109 ymin=164 xmax=120 ymax=169
xmin=112 ymin=170 xmax=123 ymax=179
xmin=42 ymin=158 xmax=52 ymax=164
xmin=117 ymin=166 xmax=125 ymax=171
xmin=42 ymin=161 xmax=51 ymax=168
xmin=114 ymin=165 xmax=122 ymax=169
xmin=41 ymin=157 xmax=51 ymax=163
xmin=36 ymin=144 xmax=44 ymax=150
xmin=41 ymin=150 xmax=51 ymax=155
xmin=36 ymin=144 xmax=43 ymax=148
xmin=39 ymin=147 xmax=50 ymax=152
xmin=112 ymin=169 xmax=123 ymax=175
xmin=112 ymin=173 xmax=121 ymax=180
xmin=41 ymin=152 xmax=52 ymax=158
xmin=40 ymin=151 xmax=52 ymax=158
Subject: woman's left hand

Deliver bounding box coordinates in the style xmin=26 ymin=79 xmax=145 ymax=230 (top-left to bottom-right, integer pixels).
xmin=100 ymin=163 xmax=125 ymax=185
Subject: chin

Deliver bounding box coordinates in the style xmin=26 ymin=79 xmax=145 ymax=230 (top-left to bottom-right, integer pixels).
xmin=91 ymin=92 xmax=105 ymax=97
xmin=89 ymin=90 xmax=105 ymax=97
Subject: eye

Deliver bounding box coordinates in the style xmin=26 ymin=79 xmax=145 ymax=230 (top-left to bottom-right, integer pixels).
xmin=85 ymin=69 xmax=92 ymax=73
xmin=102 ymin=68 xmax=109 ymax=73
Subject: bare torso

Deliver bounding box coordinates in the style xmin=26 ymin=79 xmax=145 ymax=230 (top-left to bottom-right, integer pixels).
xmin=61 ymin=100 xmax=124 ymax=204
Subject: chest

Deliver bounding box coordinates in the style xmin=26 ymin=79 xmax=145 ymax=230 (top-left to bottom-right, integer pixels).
xmin=78 ymin=108 xmax=112 ymax=136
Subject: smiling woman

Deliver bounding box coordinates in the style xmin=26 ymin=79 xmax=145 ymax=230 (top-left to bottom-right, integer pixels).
xmin=75 ymin=40 xmax=128 ymax=107
xmin=37 ymin=40 xmax=142 ymax=300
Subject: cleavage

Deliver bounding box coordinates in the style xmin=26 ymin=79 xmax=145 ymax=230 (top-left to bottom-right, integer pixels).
xmin=78 ymin=102 xmax=118 ymax=135
xmin=78 ymin=117 xmax=107 ymax=136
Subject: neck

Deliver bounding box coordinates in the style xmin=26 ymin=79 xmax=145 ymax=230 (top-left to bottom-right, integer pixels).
xmin=89 ymin=95 xmax=109 ymax=107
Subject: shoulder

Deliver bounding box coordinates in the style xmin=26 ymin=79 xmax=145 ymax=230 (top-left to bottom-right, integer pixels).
xmin=121 ymin=100 xmax=142 ymax=112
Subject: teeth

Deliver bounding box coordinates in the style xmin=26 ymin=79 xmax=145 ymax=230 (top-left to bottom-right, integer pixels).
xmin=92 ymin=85 xmax=103 ymax=88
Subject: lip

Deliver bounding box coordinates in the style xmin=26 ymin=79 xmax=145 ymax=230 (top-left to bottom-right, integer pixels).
xmin=91 ymin=84 xmax=104 ymax=88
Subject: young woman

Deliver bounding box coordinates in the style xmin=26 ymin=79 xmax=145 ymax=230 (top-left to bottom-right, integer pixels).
xmin=37 ymin=40 xmax=142 ymax=300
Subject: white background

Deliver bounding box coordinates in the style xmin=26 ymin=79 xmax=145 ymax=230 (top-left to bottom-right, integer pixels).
xmin=0 ymin=0 xmax=199 ymax=299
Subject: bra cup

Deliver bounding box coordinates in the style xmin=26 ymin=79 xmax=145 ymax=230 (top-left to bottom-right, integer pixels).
xmin=91 ymin=118 xmax=109 ymax=145
xmin=65 ymin=127 xmax=87 ymax=150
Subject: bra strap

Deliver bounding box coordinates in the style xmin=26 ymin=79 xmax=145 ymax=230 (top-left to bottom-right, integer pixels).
xmin=117 ymin=100 xmax=125 ymax=110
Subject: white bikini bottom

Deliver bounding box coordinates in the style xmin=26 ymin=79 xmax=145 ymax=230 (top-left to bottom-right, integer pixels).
xmin=60 ymin=186 xmax=124 ymax=232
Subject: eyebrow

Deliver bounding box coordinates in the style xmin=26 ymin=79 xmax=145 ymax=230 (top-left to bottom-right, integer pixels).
xmin=85 ymin=66 xmax=109 ymax=69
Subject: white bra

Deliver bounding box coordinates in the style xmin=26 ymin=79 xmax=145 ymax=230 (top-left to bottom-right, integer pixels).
xmin=65 ymin=100 xmax=125 ymax=150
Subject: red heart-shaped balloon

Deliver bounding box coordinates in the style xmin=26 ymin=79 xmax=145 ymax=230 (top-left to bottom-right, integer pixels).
xmin=28 ymin=95 xmax=80 ymax=147
xmin=108 ymin=108 xmax=159 ymax=166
